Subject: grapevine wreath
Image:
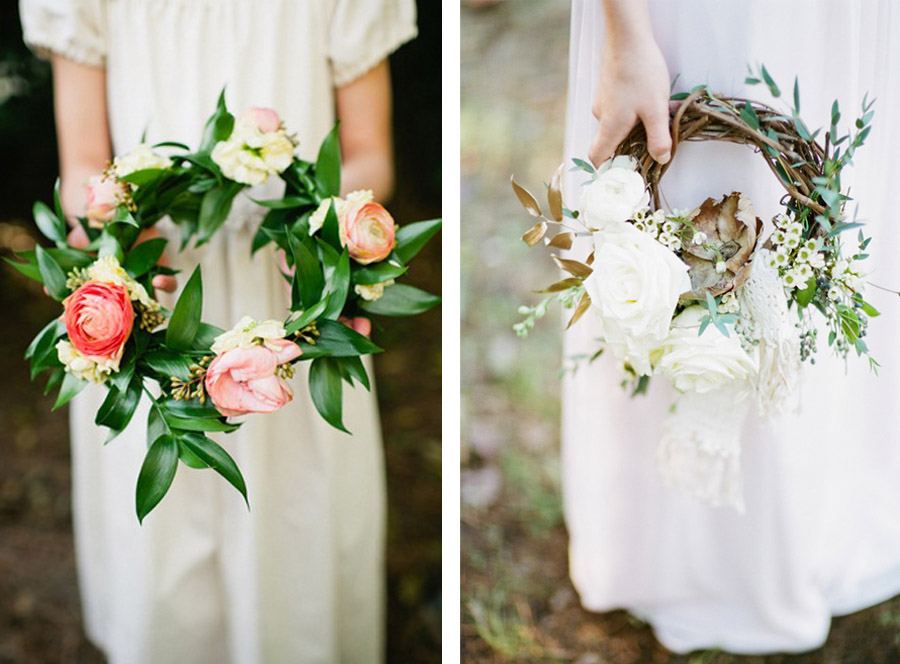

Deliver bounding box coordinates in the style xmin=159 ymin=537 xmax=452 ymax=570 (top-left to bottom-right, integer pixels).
xmin=9 ymin=93 xmax=441 ymax=521
xmin=512 ymin=67 xmax=884 ymax=509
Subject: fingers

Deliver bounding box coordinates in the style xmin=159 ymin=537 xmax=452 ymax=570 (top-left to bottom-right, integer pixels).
xmin=589 ymin=111 xmax=635 ymax=167
xmin=152 ymin=275 xmax=178 ymax=293
xmin=639 ymin=103 xmax=672 ymax=164
xmin=67 ymin=224 xmax=89 ymax=249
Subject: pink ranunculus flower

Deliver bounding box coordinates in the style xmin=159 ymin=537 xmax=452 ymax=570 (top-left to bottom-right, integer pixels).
xmin=340 ymin=316 xmax=372 ymax=338
xmin=339 ymin=201 xmax=396 ymax=265
xmin=63 ymin=281 xmax=134 ymax=361
xmin=205 ymin=339 xmax=302 ymax=417
xmin=243 ymin=107 xmax=282 ymax=133
xmin=85 ymin=175 xmax=127 ymax=228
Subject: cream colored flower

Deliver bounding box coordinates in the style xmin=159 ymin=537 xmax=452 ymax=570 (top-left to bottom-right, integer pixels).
xmin=211 ymin=316 xmax=288 ymax=354
xmin=211 ymin=117 xmax=296 ymax=185
xmin=309 ymin=189 xmax=375 ymax=235
xmin=84 ymin=255 xmax=158 ymax=310
xmin=354 ymin=279 xmax=394 ymax=302
xmin=657 ymin=306 xmax=757 ymax=394
xmin=580 ymin=156 xmax=649 ymax=230
xmin=113 ymin=144 xmax=172 ymax=178
xmin=583 ymin=224 xmax=691 ymax=375
xmin=56 ymin=339 xmax=119 ymax=383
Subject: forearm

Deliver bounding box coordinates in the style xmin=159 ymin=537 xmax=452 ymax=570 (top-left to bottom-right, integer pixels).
xmin=601 ymin=0 xmax=654 ymax=46
xmin=51 ymin=56 xmax=112 ymax=220
xmin=336 ymin=60 xmax=395 ymax=201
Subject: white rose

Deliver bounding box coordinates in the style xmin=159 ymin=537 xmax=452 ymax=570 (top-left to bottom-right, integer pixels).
xmin=580 ymin=156 xmax=650 ymax=229
xmin=583 ymin=224 xmax=691 ymax=375
xmin=113 ymin=144 xmax=173 ymax=178
xmin=211 ymin=118 xmax=296 ymax=185
xmin=211 ymin=316 xmax=288 ymax=354
xmin=657 ymin=306 xmax=757 ymax=393
xmin=57 ymin=340 xmax=118 ymax=383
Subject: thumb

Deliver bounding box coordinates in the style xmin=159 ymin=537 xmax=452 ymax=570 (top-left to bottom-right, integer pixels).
xmin=640 ymin=104 xmax=672 ymax=165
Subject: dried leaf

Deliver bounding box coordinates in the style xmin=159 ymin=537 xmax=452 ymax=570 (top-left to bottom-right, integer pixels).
xmin=547 ymin=232 xmax=574 ymax=250
xmin=567 ymin=291 xmax=591 ymax=329
xmin=511 ymin=176 xmax=542 ymax=217
xmin=521 ymin=220 xmax=547 ymax=246
xmin=585 ymin=250 xmax=595 ymax=266
xmin=547 ymin=163 xmax=564 ymax=221
xmin=553 ymin=255 xmax=593 ymax=278
xmin=538 ymin=277 xmax=582 ymax=293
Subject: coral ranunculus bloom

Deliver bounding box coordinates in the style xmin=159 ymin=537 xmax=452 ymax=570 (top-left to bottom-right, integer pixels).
xmin=63 ymin=281 xmax=135 ymax=361
xmin=339 ymin=201 xmax=396 ymax=265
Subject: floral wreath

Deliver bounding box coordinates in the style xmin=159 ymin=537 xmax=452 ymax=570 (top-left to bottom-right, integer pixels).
xmin=512 ymin=66 xmax=885 ymax=510
xmin=10 ymin=92 xmax=441 ymax=522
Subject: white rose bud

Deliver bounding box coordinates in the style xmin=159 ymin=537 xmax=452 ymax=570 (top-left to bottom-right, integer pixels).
xmin=580 ymin=157 xmax=650 ymax=230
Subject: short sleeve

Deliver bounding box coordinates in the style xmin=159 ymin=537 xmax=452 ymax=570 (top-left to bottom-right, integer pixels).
xmin=328 ymin=0 xmax=417 ymax=87
xmin=19 ymin=0 xmax=107 ymax=68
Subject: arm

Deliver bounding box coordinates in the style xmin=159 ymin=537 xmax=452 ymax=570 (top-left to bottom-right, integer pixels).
xmin=590 ymin=0 xmax=672 ymax=166
xmin=335 ymin=60 xmax=395 ymax=200
xmin=50 ymin=56 xmax=176 ymax=291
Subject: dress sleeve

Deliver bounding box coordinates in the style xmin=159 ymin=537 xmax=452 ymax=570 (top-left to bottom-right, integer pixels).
xmin=328 ymin=0 xmax=418 ymax=87
xmin=19 ymin=0 xmax=107 ymax=68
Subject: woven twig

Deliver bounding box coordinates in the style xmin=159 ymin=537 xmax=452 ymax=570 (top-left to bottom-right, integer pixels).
xmin=614 ymin=89 xmax=829 ymax=226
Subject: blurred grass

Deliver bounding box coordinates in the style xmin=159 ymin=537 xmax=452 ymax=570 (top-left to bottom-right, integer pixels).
xmin=460 ymin=2 xmax=900 ymax=663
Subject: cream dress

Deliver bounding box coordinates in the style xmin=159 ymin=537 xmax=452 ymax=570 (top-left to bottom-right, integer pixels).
xmin=21 ymin=1 xmax=416 ymax=662
xmin=563 ymin=0 xmax=900 ymax=654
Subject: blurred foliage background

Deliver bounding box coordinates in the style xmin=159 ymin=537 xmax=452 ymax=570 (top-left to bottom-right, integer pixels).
xmin=460 ymin=2 xmax=900 ymax=663
xmin=0 ymin=2 xmax=440 ymax=662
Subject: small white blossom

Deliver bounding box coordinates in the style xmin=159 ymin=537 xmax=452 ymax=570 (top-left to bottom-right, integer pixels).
xmin=785 ymin=235 xmax=801 ymax=249
xmin=692 ymin=231 xmax=707 ymax=246
xmin=113 ymin=144 xmax=172 ymax=179
xmin=786 ymin=222 xmax=804 ymax=237
xmin=354 ymin=279 xmax=394 ymax=302
xmin=773 ymin=213 xmax=790 ymax=229
xmin=772 ymin=230 xmax=787 ymax=245
xmin=211 ymin=316 xmax=289 ymax=354
xmin=715 ymin=260 xmax=726 ymax=274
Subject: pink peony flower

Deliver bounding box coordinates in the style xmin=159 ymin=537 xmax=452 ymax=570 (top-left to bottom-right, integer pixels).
xmin=85 ymin=175 xmax=127 ymax=228
xmin=63 ymin=281 xmax=134 ymax=361
xmin=339 ymin=201 xmax=396 ymax=265
xmin=205 ymin=339 xmax=301 ymax=417
xmin=242 ymin=107 xmax=282 ymax=133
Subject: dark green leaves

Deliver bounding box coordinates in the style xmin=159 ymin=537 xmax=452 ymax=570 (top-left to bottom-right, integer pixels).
xmin=309 ymin=357 xmax=348 ymax=433
xmin=33 ymin=201 xmax=67 ymax=245
xmin=53 ymin=372 xmax=88 ymax=410
xmin=298 ymin=318 xmax=381 ymax=359
xmin=315 ymin=124 xmax=341 ymax=197
xmin=198 ymin=181 xmax=242 ymax=244
xmin=179 ymin=433 xmax=248 ymax=505
xmin=289 ymin=233 xmax=325 ymax=309
xmin=35 ymin=245 xmax=68 ymax=300
xmin=124 ymin=237 xmax=168 ymax=277
xmin=394 ymin=219 xmax=441 ymax=264
xmin=140 ymin=349 xmax=193 ymax=380
xmin=359 ymin=284 xmax=441 ymax=317
xmin=199 ymin=89 xmax=235 ymax=153
xmin=284 ymin=295 xmax=330 ymax=335
xmin=135 ymin=434 xmax=179 ymax=523
xmin=166 ymin=266 xmax=202 ymax=350
xmin=95 ymin=376 xmax=143 ymax=439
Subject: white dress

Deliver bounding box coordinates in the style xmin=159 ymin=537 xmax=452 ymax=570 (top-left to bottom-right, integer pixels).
xmin=564 ymin=0 xmax=900 ymax=654
xmin=20 ymin=1 xmax=416 ymax=662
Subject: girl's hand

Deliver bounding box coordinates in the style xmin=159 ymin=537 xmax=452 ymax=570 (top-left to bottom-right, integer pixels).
xmin=590 ymin=5 xmax=672 ymax=166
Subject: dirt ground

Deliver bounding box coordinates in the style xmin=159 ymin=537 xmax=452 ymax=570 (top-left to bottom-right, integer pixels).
xmin=460 ymin=2 xmax=900 ymax=662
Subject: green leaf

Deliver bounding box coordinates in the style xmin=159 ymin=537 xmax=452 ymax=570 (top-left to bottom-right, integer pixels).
xmin=198 ymin=181 xmax=242 ymax=244
xmin=163 ymin=414 xmax=240 ymax=433
xmin=95 ymin=375 xmax=143 ymax=437
xmin=760 ymin=64 xmax=780 ymax=97
xmin=147 ymin=401 xmax=169 ymax=445
xmin=288 ymin=233 xmax=325 ymax=309
xmin=339 ymin=355 xmax=370 ymax=391
xmin=140 ymin=349 xmax=193 ymax=380
xmin=53 ymin=372 xmax=88 ymax=410
xmin=309 ymin=358 xmax=349 ymax=433
xmin=322 ymin=250 xmax=351 ymax=319
xmin=53 ymin=178 xmax=65 ymax=223
xmin=97 ymin=229 xmax=125 ymax=261
xmin=118 ymin=168 xmax=167 ymax=188
xmin=179 ymin=433 xmax=249 ymax=506
xmin=33 ymin=201 xmax=67 ymax=245
xmin=795 ymin=277 xmax=817 ymax=307
xmin=165 ymin=265 xmax=203 ymax=350
xmin=792 ymin=76 xmax=801 ymax=113
xmin=193 ymin=322 xmax=225 ymax=351
xmin=25 ymin=318 xmax=65 ymax=360
xmin=570 ymin=158 xmax=595 ymax=174
xmin=251 ymin=195 xmax=314 ymax=209
xmin=111 ymin=205 xmax=140 ymax=228
xmin=315 ymin=124 xmax=341 ymax=197
xmin=298 ymin=318 xmax=381 ymax=359
xmin=35 ymin=245 xmax=68 ymax=300
xmin=358 ymin=284 xmax=441 ymax=317
xmin=320 ymin=199 xmax=342 ymax=249
xmin=352 ymin=260 xmax=408 ymax=285
xmin=124 ymin=237 xmax=168 ymax=277
xmin=4 ymin=255 xmax=42 ymax=282
xmin=199 ymin=89 xmax=234 ymax=153
xmin=135 ymin=434 xmax=179 ymax=523
xmin=159 ymin=399 xmax=223 ymax=420
xmin=394 ymin=219 xmax=441 ymax=264
xmin=284 ymin=295 xmax=331 ymax=335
